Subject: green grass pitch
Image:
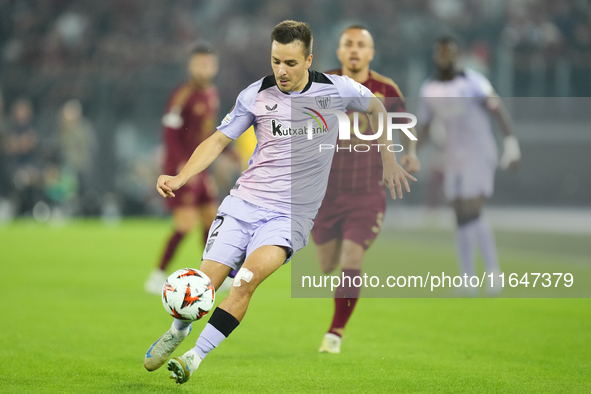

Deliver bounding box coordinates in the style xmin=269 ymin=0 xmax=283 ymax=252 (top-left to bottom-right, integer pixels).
xmin=0 ymin=220 xmax=589 ymax=393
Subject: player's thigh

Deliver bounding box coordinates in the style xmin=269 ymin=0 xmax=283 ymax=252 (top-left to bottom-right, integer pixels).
xmin=172 ymin=205 xmax=199 ymax=233
xmin=220 ymin=245 xmax=287 ymax=322
xmin=315 ymin=238 xmax=342 ymax=274
xmin=246 ymin=215 xmax=305 ymax=261
xmin=341 ymin=191 xmax=386 ymax=252
xmin=199 ymin=259 xmax=233 ymax=291
xmin=202 ymin=214 xmax=250 ymax=271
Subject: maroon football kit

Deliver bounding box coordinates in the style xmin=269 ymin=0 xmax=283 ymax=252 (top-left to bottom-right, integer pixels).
xmin=162 ymin=81 xmax=219 ymax=209
xmin=312 ymin=70 xmax=406 ymax=249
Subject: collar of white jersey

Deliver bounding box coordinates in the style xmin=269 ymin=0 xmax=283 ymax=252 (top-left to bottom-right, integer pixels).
xmin=433 ymin=69 xmax=467 ymax=82
xmin=257 ymin=70 xmax=333 ymax=95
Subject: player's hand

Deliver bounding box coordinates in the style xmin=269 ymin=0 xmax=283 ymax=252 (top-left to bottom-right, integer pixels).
xmin=400 ymin=153 xmax=421 ymax=173
xmin=499 ymin=135 xmax=521 ymax=171
xmin=505 ymin=158 xmax=520 ymax=171
xmin=383 ymin=162 xmax=417 ymax=200
xmin=156 ymin=175 xmax=184 ymax=198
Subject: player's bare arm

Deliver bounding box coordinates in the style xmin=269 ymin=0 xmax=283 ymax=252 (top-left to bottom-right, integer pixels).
xmin=157 ymin=130 xmax=233 ymax=198
xmin=486 ymin=92 xmax=520 ymax=170
xmin=364 ymin=95 xmax=417 ymax=199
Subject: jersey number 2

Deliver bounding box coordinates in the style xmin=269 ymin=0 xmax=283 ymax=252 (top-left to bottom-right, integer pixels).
xmin=211 ymin=216 xmax=224 ymax=237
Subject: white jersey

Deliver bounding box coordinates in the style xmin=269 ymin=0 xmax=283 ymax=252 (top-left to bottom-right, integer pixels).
xmin=217 ymin=70 xmax=373 ymax=220
xmin=419 ymin=69 xmax=497 ymax=171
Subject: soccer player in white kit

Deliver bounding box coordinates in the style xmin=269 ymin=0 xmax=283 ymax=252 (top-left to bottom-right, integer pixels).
xmin=417 ymin=36 xmax=521 ymax=296
xmin=143 ymin=21 xmax=417 ymax=385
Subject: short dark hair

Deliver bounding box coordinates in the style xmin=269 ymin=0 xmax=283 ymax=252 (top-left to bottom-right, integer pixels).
xmin=271 ymin=20 xmax=313 ymax=57
xmin=190 ymin=42 xmax=216 ymax=56
xmin=339 ymin=24 xmax=373 ymax=44
xmin=342 ymin=24 xmax=370 ymax=35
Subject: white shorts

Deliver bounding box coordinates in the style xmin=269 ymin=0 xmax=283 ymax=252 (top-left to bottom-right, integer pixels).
xmin=443 ymin=161 xmax=495 ymax=201
xmin=202 ymin=195 xmax=313 ymax=270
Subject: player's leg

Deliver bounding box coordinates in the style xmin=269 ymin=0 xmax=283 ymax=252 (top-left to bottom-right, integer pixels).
xmin=168 ymin=246 xmax=287 ymax=385
xmin=320 ymin=239 xmax=365 ymax=353
xmin=311 ymin=197 xmax=342 ymax=274
xmin=329 ymin=239 xmax=365 ymax=333
xmin=452 ymin=196 xmax=486 ymax=295
xmin=143 ymin=259 xmax=231 ymax=372
xmin=214 ymin=245 xmax=287 ymax=321
xmin=315 ymin=238 xmax=342 ymax=274
xmin=454 ymin=197 xmax=501 ymax=292
xmin=450 ymin=162 xmax=499 ymax=295
xmin=321 ymin=196 xmax=385 ymax=353
xmin=145 ymin=196 xmax=248 ymax=375
xmin=171 ymin=259 xmax=232 ymax=332
xmin=144 ymin=206 xmax=243 ymax=373
xmin=145 ymin=205 xmax=199 ymax=294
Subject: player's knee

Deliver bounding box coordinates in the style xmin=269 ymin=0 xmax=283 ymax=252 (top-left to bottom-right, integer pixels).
xmin=341 ymin=253 xmax=363 ymax=270
xmin=319 ymin=257 xmax=339 ymax=274
xmin=340 ymin=240 xmax=365 ymax=269
xmin=229 ymin=267 xmax=258 ymax=296
xmin=341 ymin=258 xmax=363 ymax=270
xmin=320 ymin=263 xmax=337 ymax=274
xmin=174 ymin=219 xmax=193 ymax=234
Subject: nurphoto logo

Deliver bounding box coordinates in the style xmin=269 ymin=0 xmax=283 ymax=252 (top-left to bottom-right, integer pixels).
xmin=303 ymin=109 xmax=417 ymax=153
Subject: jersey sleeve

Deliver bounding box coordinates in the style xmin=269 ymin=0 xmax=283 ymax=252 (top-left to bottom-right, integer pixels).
xmin=217 ymin=84 xmax=258 ymax=140
xmin=417 ymin=81 xmax=434 ymax=125
xmin=331 ymin=75 xmax=373 ymax=112
xmin=162 ymin=89 xmax=190 ymax=171
xmin=466 ymin=69 xmax=495 ymax=98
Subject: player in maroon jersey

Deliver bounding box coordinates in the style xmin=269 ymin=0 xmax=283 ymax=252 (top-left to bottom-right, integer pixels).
xmin=145 ymin=43 xmax=223 ymax=294
xmin=313 ymin=26 xmax=421 ymax=353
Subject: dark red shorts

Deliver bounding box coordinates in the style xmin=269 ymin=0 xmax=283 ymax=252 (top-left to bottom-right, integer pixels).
xmin=166 ymin=171 xmax=218 ymax=210
xmin=312 ymin=189 xmax=386 ymax=250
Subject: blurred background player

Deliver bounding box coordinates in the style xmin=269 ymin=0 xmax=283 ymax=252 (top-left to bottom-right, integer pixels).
xmin=0 ymin=90 xmax=9 ymax=210
xmin=145 ymin=43 xmax=222 ymax=294
xmin=417 ymin=36 xmax=521 ymax=296
xmin=57 ymin=99 xmax=98 ymax=214
xmin=2 ymin=97 xmax=42 ymax=216
xmin=312 ymin=26 xmax=421 ymax=354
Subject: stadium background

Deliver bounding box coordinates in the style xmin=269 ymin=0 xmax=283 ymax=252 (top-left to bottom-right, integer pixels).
xmin=1 ymin=1 xmax=590 ymax=392
xmin=1 ymin=0 xmax=590 ymax=219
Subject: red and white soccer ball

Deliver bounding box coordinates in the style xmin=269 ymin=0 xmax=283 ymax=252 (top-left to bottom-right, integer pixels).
xmin=162 ymin=268 xmax=215 ymax=321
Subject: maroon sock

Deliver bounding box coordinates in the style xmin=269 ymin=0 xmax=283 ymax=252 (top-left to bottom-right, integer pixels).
xmin=328 ymin=269 xmax=361 ymax=337
xmin=158 ymin=231 xmax=185 ymax=271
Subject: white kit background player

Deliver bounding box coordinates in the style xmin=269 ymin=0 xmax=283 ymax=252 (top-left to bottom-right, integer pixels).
xmin=143 ymin=20 xmax=417 ymax=385
xmin=417 ymin=36 xmax=521 ymax=295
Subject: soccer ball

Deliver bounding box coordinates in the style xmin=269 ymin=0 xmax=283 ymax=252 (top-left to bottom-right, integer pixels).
xmin=162 ymin=268 xmax=215 ymax=321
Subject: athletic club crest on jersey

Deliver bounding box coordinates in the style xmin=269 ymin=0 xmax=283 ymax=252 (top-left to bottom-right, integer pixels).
xmin=205 ymin=238 xmax=215 ymax=252
xmin=315 ymin=96 xmax=331 ymax=109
